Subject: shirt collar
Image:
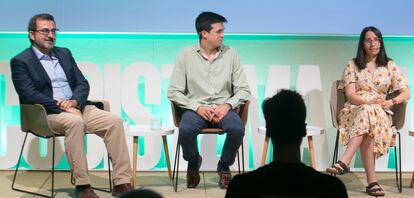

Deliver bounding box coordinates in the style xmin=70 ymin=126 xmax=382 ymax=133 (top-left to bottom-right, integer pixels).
xmin=31 ymin=46 xmax=57 ymax=61
xmin=195 ymin=44 xmax=224 ymax=60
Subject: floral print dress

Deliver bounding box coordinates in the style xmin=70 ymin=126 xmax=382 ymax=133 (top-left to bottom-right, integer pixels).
xmin=338 ymin=60 xmax=407 ymax=158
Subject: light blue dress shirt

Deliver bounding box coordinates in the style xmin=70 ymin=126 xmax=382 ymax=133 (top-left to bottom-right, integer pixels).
xmin=32 ymin=46 xmax=73 ymax=100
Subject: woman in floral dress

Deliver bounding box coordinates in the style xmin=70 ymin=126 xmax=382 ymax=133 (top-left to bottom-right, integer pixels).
xmin=326 ymin=26 xmax=410 ymax=196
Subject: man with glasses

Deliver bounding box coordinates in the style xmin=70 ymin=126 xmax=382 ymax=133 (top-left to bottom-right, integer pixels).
xmin=10 ymin=13 xmax=133 ymax=198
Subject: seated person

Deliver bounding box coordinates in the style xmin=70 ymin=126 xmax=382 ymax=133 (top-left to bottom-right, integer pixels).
xmin=326 ymin=26 xmax=409 ymax=197
xmin=10 ymin=13 xmax=133 ymax=198
xmin=167 ymin=11 xmax=250 ymax=189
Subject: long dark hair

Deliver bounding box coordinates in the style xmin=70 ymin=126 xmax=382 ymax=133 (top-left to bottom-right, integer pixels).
xmin=353 ymin=26 xmax=391 ymax=70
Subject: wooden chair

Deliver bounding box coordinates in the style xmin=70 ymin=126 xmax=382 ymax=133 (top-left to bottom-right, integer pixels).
xmin=171 ymin=101 xmax=250 ymax=192
xmin=329 ymin=80 xmax=404 ymax=193
xmin=11 ymin=100 xmax=113 ymax=197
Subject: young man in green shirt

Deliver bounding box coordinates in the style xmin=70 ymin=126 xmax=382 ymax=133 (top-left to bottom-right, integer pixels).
xmin=167 ymin=12 xmax=250 ymax=189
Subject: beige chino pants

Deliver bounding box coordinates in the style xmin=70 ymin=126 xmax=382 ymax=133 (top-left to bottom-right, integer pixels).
xmin=47 ymin=105 xmax=131 ymax=186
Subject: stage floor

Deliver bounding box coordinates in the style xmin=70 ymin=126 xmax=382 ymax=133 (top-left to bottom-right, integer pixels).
xmin=1 ymin=170 xmax=414 ymax=197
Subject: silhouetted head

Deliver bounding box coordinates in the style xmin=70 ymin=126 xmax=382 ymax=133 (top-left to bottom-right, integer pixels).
xmin=262 ymin=89 xmax=307 ymax=145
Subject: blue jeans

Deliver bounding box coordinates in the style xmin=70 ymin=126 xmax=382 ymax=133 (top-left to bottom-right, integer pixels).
xmin=179 ymin=109 xmax=245 ymax=169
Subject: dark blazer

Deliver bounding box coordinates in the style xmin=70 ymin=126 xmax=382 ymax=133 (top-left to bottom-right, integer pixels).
xmin=10 ymin=46 xmax=90 ymax=114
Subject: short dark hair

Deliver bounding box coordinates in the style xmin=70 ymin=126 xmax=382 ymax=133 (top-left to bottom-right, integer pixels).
xmin=354 ymin=26 xmax=391 ymax=70
xmin=195 ymin=12 xmax=227 ymax=39
xmin=28 ymin=13 xmax=55 ymax=32
xmin=262 ymin=89 xmax=306 ymax=145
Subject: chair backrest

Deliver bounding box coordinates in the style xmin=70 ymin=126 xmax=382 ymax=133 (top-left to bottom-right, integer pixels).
xmin=20 ymin=100 xmax=110 ymax=138
xmin=20 ymin=104 xmax=56 ymax=138
xmin=236 ymin=100 xmax=250 ymax=126
xmin=329 ymin=80 xmax=346 ymax=129
xmin=171 ymin=100 xmax=250 ymax=129
xmin=386 ymin=92 xmax=407 ymax=130
xmin=171 ymin=102 xmax=184 ymax=128
xmin=90 ymin=100 xmax=111 ymax=112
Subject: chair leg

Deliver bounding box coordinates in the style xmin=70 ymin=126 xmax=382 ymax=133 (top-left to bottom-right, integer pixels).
xmin=394 ymin=131 xmax=402 ymax=193
xmin=162 ymin=135 xmax=173 ymax=185
xmin=261 ymin=137 xmax=269 ymax=166
xmin=236 ymin=150 xmax=241 ymax=175
xmin=410 ymin=171 xmax=414 ymax=188
xmin=307 ymin=136 xmax=316 ymax=169
xmin=241 ymin=141 xmax=245 ymax=173
xmin=332 ymin=130 xmax=339 ymax=165
xmin=12 ymin=132 xmax=28 ymax=191
xmin=91 ymin=154 xmax=112 ymax=193
xmin=51 ymin=137 xmax=55 ymax=197
xmin=12 ymin=132 xmax=54 ymax=197
xmin=107 ymin=155 xmax=112 ymax=192
xmin=70 ymin=171 xmax=74 ymax=185
xmin=331 ymin=131 xmax=340 ymax=176
xmin=172 ymin=139 xmax=180 ymax=192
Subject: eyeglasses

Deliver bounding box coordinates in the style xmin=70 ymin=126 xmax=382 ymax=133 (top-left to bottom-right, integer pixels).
xmin=32 ymin=28 xmax=59 ymax=35
xmin=364 ymin=38 xmax=381 ymax=45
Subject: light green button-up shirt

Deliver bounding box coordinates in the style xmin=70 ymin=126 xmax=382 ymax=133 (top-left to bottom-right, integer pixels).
xmin=167 ymin=44 xmax=251 ymax=112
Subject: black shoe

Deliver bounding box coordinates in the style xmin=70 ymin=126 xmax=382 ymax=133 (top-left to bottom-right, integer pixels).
xmin=217 ymin=170 xmax=232 ymax=189
xmin=186 ymin=155 xmax=202 ymax=188
xmin=75 ymin=185 xmax=99 ymax=198
xmin=111 ymin=183 xmax=133 ymax=197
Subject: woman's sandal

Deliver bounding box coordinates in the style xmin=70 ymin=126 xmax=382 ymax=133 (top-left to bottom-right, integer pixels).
xmin=366 ymin=182 xmax=385 ymax=197
xmin=326 ymin=160 xmax=350 ymax=175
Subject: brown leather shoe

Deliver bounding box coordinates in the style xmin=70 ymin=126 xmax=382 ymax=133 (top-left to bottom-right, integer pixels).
xmin=186 ymin=155 xmax=202 ymax=188
xmin=218 ymin=170 xmax=232 ymax=189
xmin=75 ymin=185 xmax=99 ymax=198
xmin=112 ymin=183 xmax=134 ymax=197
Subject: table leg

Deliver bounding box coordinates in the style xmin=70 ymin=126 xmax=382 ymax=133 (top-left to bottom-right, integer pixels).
xmin=261 ymin=136 xmax=269 ymax=166
xmin=307 ymin=136 xmax=316 ymax=169
xmin=410 ymin=172 xmax=414 ymax=188
xmin=162 ymin=135 xmax=172 ymax=185
xmin=132 ymin=136 xmax=138 ymax=187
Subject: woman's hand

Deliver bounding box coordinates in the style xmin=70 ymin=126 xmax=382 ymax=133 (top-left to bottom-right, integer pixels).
xmin=381 ymin=100 xmax=393 ymax=109
xmin=367 ymin=96 xmax=385 ymax=105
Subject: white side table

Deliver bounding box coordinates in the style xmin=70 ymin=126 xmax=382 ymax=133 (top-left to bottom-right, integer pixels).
xmin=125 ymin=125 xmax=175 ymax=187
xmin=258 ymin=126 xmax=324 ymax=168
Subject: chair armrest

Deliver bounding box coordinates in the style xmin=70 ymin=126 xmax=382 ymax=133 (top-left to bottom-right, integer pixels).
xmin=20 ymin=104 xmax=56 ymax=138
xmin=90 ymin=100 xmax=110 ymax=112
xmin=391 ymin=101 xmax=407 ymax=130
xmin=386 ymin=91 xmax=407 ymax=130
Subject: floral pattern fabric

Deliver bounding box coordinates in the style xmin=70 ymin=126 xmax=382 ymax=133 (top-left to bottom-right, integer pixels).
xmin=338 ymin=60 xmax=407 ymax=158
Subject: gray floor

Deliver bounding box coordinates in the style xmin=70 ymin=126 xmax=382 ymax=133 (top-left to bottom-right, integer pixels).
xmin=1 ymin=170 xmax=414 ymax=197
